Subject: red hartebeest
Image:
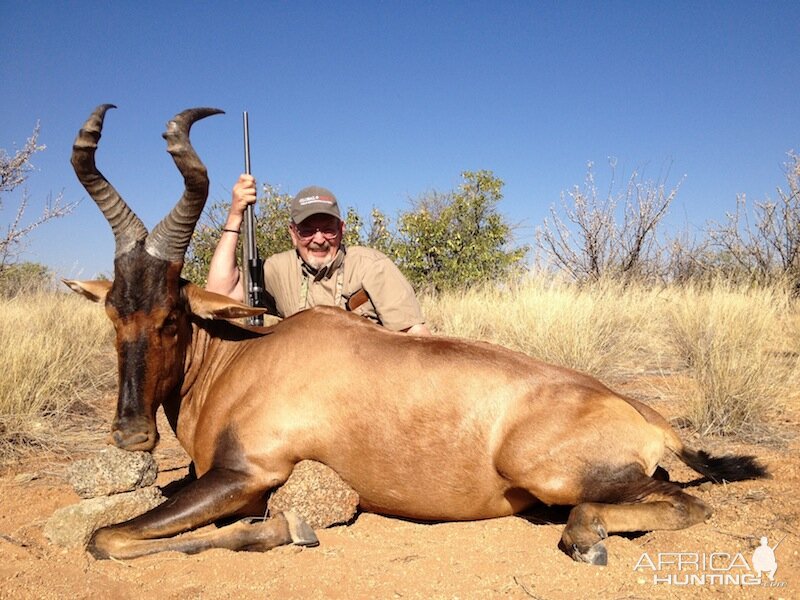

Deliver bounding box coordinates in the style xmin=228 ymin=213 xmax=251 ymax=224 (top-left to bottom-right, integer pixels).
xmin=66 ymin=105 xmax=767 ymax=564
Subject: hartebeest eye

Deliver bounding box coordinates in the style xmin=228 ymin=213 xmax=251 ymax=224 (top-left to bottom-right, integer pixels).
xmin=160 ymin=314 xmax=180 ymax=336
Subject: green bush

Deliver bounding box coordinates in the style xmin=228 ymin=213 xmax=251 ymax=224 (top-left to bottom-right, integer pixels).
xmin=0 ymin=261 xmax=52 ymax=297
xmin=391 ymin=171 xmax=528 ymax=292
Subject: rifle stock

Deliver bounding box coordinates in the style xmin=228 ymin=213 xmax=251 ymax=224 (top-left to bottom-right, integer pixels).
xmin=242 ymin=112 xmax=266 ymax=325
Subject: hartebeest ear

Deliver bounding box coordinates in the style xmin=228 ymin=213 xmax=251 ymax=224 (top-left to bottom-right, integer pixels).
xmin=182 ymin=282 xmax=280 ymax=323
xmin=63 ymin=279 xmax=113 ymax=303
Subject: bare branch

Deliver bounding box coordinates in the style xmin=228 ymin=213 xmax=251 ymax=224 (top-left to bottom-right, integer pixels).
xmin=0 ymin=124 xmax=44 ymax=194
xmin=1 ymin=123 xmax=78 ymax=274
xmin=537 ymin=160 xmax=682 ymax=282
xmin=706 ymin=151 xmax=800 ymax=288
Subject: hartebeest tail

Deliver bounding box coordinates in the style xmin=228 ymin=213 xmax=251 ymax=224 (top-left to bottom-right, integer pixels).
xmin=621 ymin=393 xmax=768 ymax=483
xmin=67 ymin=106 xmax=770 ymax=565
xmin=678 ymin=447 xmax=768 ymax=483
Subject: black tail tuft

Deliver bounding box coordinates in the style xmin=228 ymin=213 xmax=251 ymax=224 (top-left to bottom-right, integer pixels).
xmin=680 ymin=448 xmax=769 ymax=483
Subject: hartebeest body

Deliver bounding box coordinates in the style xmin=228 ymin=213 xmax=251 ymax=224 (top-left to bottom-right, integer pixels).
xmin=66 ymin=106 xmax=767 ymax=564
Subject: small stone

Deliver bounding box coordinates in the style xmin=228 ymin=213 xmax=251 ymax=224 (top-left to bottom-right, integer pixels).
xmin=66 ymin=446 xmax=157 ymax=498
xmin=268 ymin=460 xmax=359 ymax=530
xmin=744 ymin=488 xmax=768 ymax=501
xmin=44 ymin=486 xmax=165 ymax=548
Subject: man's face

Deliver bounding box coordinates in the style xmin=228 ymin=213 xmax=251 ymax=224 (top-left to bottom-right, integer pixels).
xmin=289 ymin=214 xmax=345 ymax=270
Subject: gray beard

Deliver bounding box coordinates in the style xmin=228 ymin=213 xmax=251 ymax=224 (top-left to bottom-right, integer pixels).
xmin=304 ymin=253 xmax=333 ymax=271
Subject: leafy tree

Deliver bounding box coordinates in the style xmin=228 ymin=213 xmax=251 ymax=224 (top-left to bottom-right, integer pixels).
xmin=342 ymin=206 xmax=394 ymax=255
xmin=342 ymin=206 xmax=364 ymax=248
xmin=392 ymin=171 xmax=528 ymax=292
xmin=365 ymin=207 xmax=394 ymax=256
xmin=0 ymin=261 xmax=51 ymax=297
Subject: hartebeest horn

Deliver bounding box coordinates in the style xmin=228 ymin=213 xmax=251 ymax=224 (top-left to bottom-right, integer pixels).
xmin=145 ymin=107 xmax=225 ymax=262
xmin=71 ymin=104 xmax=148 ymax=257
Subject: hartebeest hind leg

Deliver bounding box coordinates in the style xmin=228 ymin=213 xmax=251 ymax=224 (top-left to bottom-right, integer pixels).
xmin=88 ymin=468 xmax=317 ymax=559
xmin=560 ymin=476 xmax=711 ymax=565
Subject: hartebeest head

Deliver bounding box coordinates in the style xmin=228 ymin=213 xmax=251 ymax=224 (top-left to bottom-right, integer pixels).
xmin=65 ymin=106 xmax=264 ymax=452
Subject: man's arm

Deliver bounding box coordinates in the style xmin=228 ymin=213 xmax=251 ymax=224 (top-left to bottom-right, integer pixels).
xmin=357 ymin=250 xmax=432 ymax=335
xmin=205 ymin=174 xmax=256 ymax=302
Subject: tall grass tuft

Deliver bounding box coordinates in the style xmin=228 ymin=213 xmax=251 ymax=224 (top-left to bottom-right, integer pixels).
xmin=422 ymin=276 xmax=662 ymax=379
xmin=0 ymin=291 xmax=114 ymax=461
xmin=663 ymin=281 xmax=797 ymax=444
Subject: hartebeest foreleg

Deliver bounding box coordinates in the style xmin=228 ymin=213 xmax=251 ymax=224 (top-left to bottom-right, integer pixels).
xmin=87 ymin=468 xmax=317 ymax=559
xmin=560 ymin=477 xmax=711 ymax=565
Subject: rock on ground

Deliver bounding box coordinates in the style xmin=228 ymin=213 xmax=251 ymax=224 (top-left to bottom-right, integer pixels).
xmin=268 ymin=460 xmax=359 ymax=529
xmin=66 ymin=446 xmax=157 ymax=498
xmin=43 ymin=486 xmax=165 ymax=548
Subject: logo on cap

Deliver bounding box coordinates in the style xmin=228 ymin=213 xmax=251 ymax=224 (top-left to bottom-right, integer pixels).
xmin=298 ymin=195 xmax=334 ymax=206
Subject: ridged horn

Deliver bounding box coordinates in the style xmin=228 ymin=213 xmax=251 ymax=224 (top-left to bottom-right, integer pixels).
xmin=145 ymin=108 xmax=225 ymax=262
xmin=71 ymin=104 xmax=148 ymax=257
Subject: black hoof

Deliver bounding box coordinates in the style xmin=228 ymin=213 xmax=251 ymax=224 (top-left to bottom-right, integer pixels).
xmin=86 ymin=533 xmax=111 ymax=560
xmin=282 ymin=511 xmax=319 ymax=548
xmin=653 ymin=466 xmax=671 ymax=481
xmin=571 ymin=541 xmax=608 ymax=565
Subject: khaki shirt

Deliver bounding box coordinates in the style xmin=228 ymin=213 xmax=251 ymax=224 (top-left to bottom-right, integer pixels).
xmin=263 ymin=246 xmax=425 ymax=331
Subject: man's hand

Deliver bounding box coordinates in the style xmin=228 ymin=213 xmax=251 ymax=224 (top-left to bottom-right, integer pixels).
xmin=230 ymin=173 xmax=257 ymax=220
xmin=404 ymin=323 xmax=432 ymax=336
xmin=222 ymin=174 xmax=256 ymax=233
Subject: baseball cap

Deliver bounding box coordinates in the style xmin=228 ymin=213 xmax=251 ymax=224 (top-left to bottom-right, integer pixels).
xmin=291 ymin=186 xmax=341 ymax=224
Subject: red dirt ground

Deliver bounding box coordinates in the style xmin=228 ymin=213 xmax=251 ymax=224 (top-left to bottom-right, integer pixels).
xmin=1 ymin=390 xmax=797 ymax=600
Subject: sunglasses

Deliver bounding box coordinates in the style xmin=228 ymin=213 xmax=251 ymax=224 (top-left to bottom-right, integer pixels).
xmin=293 ymin=223 xmax=341 ymax=240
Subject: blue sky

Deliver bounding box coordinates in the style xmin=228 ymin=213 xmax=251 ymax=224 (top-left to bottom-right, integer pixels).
xmin=2 ymin=1 xmax=798 ymax=278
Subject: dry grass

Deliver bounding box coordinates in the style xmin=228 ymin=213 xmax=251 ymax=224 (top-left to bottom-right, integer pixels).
xmin=422 ymin=276 xmax=663 ymax=379
xmin=0 ymin=291 xmax=114 ymax=463
xmin=661 ymin=281 xmax=798 ymax=444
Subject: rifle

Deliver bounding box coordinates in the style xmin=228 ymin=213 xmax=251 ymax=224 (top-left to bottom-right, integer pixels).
xmin=241 ymin=111 xmax=266 ymax=325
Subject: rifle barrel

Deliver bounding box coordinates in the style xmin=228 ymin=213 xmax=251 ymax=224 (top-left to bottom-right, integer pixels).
xmin=241 ymin=111 xmax=265 ymax=325
xmin=242 ymin=112 xmax=258 ymax=260
xmin=243 ymin=112 xmax=252 ymax=175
